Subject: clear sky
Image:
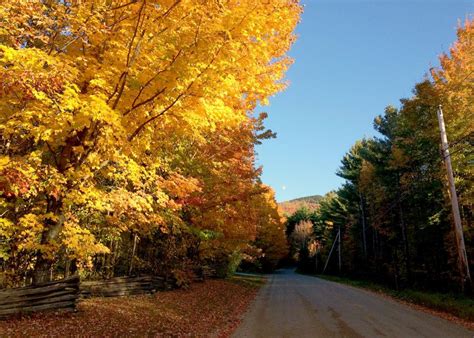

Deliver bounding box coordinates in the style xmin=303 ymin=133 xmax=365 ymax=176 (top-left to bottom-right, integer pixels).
xmin=257 ymin=0 xmax=473 ymax=202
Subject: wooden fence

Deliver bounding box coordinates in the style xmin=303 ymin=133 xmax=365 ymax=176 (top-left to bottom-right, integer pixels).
xmin=0 ymin=275 xmax=80 ymax=317
xmin=80 ymin=275 xmax=167 ymax=298
xmin=0 ymin=270 xmax=216 ymax=318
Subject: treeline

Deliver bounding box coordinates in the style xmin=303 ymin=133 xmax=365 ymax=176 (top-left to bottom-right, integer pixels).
xmin=288 ymin=20 xmax=473 ymax=293
xmin=0 ymin=1 xmax=299 ymax=287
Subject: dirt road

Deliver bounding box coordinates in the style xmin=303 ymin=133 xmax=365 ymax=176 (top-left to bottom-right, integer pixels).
xmin=233 ymin=269 xmax=472 ymax=338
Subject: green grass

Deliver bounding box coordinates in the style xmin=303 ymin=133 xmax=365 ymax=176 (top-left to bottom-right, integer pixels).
xmin=315 ymin=274 xmax=474 ymax=322
xmin=229 ymin=273 xmax=267 ymax=288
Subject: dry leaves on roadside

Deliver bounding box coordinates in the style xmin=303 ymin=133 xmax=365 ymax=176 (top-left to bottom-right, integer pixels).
xmin=0 ymin=279 xmax=259 ymax=337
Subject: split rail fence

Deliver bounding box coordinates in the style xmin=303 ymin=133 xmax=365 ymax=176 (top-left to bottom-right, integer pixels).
xmin=0 ymin=275 xmax=80 ymax=317
xmin=80 ymin=275 xmax=167 ymax=298
xmin=0 ymin=267 xmax=218 ymax=317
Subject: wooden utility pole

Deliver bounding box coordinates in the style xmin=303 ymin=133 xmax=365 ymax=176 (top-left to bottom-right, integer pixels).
xmin=437 ymin=105 xmax=471 ymax=292
xmin=322 ymin=230 xmax=340 ymax=274
xmin=315 ymin=246 xmax=319 ymax=273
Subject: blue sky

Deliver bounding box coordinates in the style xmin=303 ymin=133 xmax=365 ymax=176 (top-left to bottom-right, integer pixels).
xmin=257 ymin=0 xmax=473 ymax=202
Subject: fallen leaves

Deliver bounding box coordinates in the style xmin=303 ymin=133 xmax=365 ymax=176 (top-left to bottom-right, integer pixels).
xmin=0 ymin=279 xmax=260 ymax=337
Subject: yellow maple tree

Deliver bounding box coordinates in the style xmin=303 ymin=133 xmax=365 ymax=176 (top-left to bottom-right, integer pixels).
xmin=0 ymin=0 xmax=301 ymax=284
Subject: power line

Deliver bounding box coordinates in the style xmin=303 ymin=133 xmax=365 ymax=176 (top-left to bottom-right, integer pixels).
xmin=449 ymin=131 xmax=473 ymax=148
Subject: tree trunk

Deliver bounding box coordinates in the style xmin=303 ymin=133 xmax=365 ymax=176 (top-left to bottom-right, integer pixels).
xmin=396 ymin=174 xmax=411 ymax=285
xmin=32 ymin=205 xmax=65 ymax=285
xmin=129 ymin=233 xmax=138 ymax=276
xmin=399 ymin=201 xmax=411 ymax=284
xmin=33 ymin=132 xmax=85 ymax=285
xmin=359 ymin=193 xmax=367 ymax=261
xmin=65 ymin=258 xmax=70 ymax=278
xmin=393 ymin=253 xmax=400 ymax=291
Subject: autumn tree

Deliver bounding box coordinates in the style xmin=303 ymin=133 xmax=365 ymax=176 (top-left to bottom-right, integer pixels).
xmin=252 ymin=188 xmax=288 ymax=272
xmin=0 ymin=1 xmax=301 ymax=284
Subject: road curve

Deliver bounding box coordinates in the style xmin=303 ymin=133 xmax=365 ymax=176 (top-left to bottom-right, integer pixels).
xmin=233 ymin=269 xmax=472 ymax=338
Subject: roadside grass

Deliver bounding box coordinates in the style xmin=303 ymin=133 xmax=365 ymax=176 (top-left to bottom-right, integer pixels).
xmin=230 ymin=273 xmax=267 ymax=288
xmin=316 ymin=274 xmax=474 ymax=322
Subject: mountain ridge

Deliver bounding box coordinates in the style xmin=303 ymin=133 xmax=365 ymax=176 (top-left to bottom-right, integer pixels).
xmin=278 ymin=194 xmax=322 ymax=215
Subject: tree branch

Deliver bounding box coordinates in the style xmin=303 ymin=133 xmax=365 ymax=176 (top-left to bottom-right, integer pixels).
xmin=110 ymin=0 xmax=146 ymax=109
xmin=128 ymin=92 xmax=185 ymax=141
xmin=127 ymin=43 xmax=224 ymax=141
xmin=124 ymin=48 xmax=183 ymax=116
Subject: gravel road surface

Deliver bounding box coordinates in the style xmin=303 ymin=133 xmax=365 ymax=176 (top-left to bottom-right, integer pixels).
xmin=233 ymin=269 xmax=473 ymax=338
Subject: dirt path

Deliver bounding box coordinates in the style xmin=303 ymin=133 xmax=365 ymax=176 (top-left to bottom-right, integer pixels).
xmin=233 ymin=269 xmax=473 ymax=338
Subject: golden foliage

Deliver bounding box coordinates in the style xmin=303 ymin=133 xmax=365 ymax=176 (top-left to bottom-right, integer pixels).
xmin=0 ymin=0 xmax=301 ymax=281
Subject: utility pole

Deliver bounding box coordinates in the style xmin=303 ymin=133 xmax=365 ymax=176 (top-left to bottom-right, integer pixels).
xmin=437 ymin=105 xmax=471 ymax=292
xmin=322 ymin=230 xmax=340 ymax=274
xmin=315 ymin=246 xmax=319 ymax=273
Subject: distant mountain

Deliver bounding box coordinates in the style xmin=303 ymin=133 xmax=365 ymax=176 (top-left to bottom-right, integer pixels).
xmin=278 ymin=195 xmax=323 ymax=215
